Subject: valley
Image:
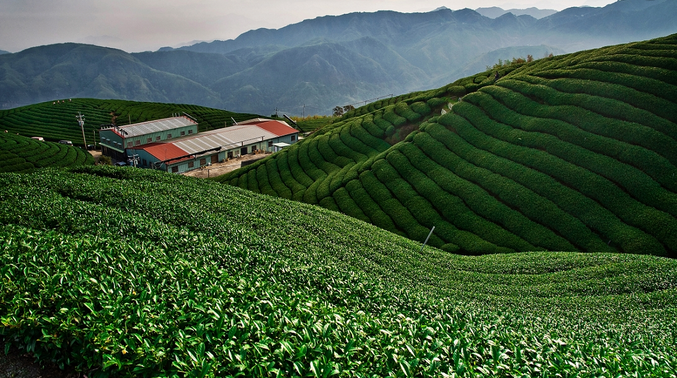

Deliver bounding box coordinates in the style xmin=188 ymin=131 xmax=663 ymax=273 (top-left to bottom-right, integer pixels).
xmin=1 ymin=6 xmax=676 ymax=376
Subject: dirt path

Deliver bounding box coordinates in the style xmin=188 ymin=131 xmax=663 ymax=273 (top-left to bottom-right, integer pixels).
xmin=182 ymin=152 xmax=271 ymax=179
xmin=88 ymin=149 xmax=102 ymax=163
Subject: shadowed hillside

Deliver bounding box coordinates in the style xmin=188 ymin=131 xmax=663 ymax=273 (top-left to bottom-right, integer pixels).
xmin=217 ymin=34 xmax=677 ymax=257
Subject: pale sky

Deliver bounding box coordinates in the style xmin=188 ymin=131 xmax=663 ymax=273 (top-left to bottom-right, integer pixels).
xmin=1 ymin=0 xmax=616 ymax=53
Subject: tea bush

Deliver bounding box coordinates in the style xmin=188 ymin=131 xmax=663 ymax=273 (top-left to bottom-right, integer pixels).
xmin=218 ymin=34 xmax=677 ymax=258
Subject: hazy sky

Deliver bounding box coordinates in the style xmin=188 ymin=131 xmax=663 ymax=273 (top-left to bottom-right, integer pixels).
xmin=1 ymin=0 xmax=616 ymax=53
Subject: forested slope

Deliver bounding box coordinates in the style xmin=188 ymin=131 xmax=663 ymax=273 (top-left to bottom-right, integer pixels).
xmin=217 ymin=34 xmax=677 ymax=257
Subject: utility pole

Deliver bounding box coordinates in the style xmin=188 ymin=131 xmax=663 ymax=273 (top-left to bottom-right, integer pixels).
xmin=76 ymin=112 xmax=86 ymax=147
xmin=420 ymin=226 xmax=435 ymax=253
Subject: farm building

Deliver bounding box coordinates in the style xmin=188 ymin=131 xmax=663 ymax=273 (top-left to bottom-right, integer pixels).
xmin=125 ymin=118 xmax=298 ymax=173
xmin=99 ymin=116 xmax=199 ymax=162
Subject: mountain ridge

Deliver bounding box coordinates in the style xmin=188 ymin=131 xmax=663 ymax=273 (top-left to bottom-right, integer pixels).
xmin=1 ymin=0 xmax=675 ymax=115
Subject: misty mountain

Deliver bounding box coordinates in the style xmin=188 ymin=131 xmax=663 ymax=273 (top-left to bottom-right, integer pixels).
xmin=210 ymin=38 xmax=429 ymax=115
xmin=441 ymin=44 xmax=566 ymax=82
xmin=1 ymin=0 xmax=676 ymax=115
xmin=0 ymin=50 xmax=9 ymax=55
xmin=475 ymin=7 xmax=557 ymax=19
xmin=0 ymin=44 xmax=222 ymax=110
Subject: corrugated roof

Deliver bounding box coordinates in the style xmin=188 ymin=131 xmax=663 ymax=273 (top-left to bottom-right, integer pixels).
xmin=254 ymin=120 xmax=298 ymax=137
xmin=172 ymin=125 xmax=277 ymax=154
xmin=136 ymin=143 xmax=191 ymax=164
xmin=238 ymin=118 xmax=270 ymax=125
xmin=115 ymin=117 xmax=196 ymax=138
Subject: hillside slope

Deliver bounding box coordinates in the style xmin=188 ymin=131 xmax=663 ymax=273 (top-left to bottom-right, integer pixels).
xmin=0 ymin=99 xmax=261 ymax=146
xmin=0 ymin=133 xmax=94 ymax=173
xmin=1 ymin=166 xmax=676 ymax=376
xmin=218 ymin=34 xmax=677 ymax=257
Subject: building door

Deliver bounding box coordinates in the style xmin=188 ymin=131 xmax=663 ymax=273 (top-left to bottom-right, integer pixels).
xmin=227 ymin=151 xmax=233 ymax=159
xmin=211 ymin=154 xmax=218 ymax=164
xmin=241 ymin=147 xmax=248 ymax=155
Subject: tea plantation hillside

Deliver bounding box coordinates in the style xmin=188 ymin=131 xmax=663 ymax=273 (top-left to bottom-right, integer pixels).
xmin=2 ymin=166 xmax=677 ymax=376
xmin=0 ymin=133 xmax=94 ymax=173
xmin=0 ymin=99 xmax=261 ymax=146
xmin=217 ymin=34 xmax=677 ymax=258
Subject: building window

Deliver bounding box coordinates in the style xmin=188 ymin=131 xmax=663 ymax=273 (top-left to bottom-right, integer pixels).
xmin=200 ymin=158 xmax=206 ymax=166
xmin=171 ymin=166 xmax=178 ymax=173
xmin=251 ymin=146 xmax=257 ymax=153
xmin=127 ymin=142 xmax=132 ymax=148
xmin=142 ymin=159 xmax=147 ymax=166
xmin=147 ymin=137 xmax=152 ymax=143
xmin=167 ymin=134 xmax=172 ymax=139
xmin=156 ymin=136 xmax=161 ymax=141
xmin=268 ymin=141 xmax=273 ymax=147
xmin=180 ymin=131 xmax=185 ymax=136
xmin=188 ymin=161 xmax=194 ymax=168
xmin=188 ymin=130 xmax=193 ymax=134
xmin=291 ymin=135 xmax=296 ymax=142
xmin=135 ymin=140 xmax=140 ymax=146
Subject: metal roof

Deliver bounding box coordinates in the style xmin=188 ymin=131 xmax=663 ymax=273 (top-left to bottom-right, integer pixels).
xmin=135 ymin=143 xmax=190 ymax=163
xmin=171 ymin=125 xmax=277 ymax=155
xmin=114 ymin=117 xmax=196 ymax=138
xmin=255 ymin=120 xmax=298 ymax=137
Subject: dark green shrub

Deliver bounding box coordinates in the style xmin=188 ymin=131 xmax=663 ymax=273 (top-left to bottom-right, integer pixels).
xmin=462 ymin=90 xmax=677 ymax=249
xmin=383 ymin=109 xmax=407 ymax=127
xmin=287 ymin=147 xmax=315 ymax=187
xmin=394 ymin=102 xmax=421 ymax=122
xmin=332 ymin=187 xmax=371 ymax=223
xmin=256 ymin=164 xmax=276 ymax=197
xmin=277 ymin=152 xmax=306 ymax=196
xmin=440 ymin=106 xmax=667 ymax=256
xmin=410 ymin=102 xmax=432 ymax=117
xmin=297 ymin=141 xmax=327 ymax=181
xmin=247 ymin=168 xmax=260 ymax=193
xmin=266 ymin=159 xmax=292 ymax=199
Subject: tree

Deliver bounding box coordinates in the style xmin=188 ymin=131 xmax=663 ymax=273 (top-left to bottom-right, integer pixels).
xmin=333 ymin=106 xmax=344 ymax=117
xmin=343 ymin=105 xmax=355 ymax=114
xmin=99 ymin=155 xmax=112 ymax=165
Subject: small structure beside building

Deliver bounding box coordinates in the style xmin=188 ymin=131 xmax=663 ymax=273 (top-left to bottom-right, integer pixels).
xmin=100 ymin=116 xmax=298 ymax=173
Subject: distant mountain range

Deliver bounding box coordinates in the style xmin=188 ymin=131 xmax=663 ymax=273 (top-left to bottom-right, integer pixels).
xmin=1 ymin=0 xmax=675 ymax=115
xmin=0 ymin=50 xmax=10 ymax=55
xmin=475 ymin=6 xmax=557 ymax=19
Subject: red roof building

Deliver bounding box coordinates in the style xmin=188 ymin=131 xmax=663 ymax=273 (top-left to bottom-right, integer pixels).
xmin=254 ymin=120 xmax=298 ymax=137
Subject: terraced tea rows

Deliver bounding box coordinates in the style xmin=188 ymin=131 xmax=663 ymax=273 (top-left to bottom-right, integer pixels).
xmin=0 ymin=133 xmax=94 ymax=173
xmin=2 ymin=166 xmax=677 ymax=376
xmin=0 ymin=99 xmax=261 ymax=145
xmin=218 ymin=34 xmax=677 ymax=257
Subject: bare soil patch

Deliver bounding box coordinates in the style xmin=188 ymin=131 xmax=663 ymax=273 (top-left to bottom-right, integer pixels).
xmin=182 ymin=152 xmax=271 ymax=179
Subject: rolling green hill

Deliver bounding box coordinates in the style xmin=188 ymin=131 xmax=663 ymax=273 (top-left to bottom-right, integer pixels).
xmin=0 ymin=99 xmax=261 ymax=146
xmin=217 ymin=34 xmax=677 ymax=258
xmin=2 ymin=166 xmax=677 ymax=376
xmin=0 ymin=133 xmax=94 ymax=173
